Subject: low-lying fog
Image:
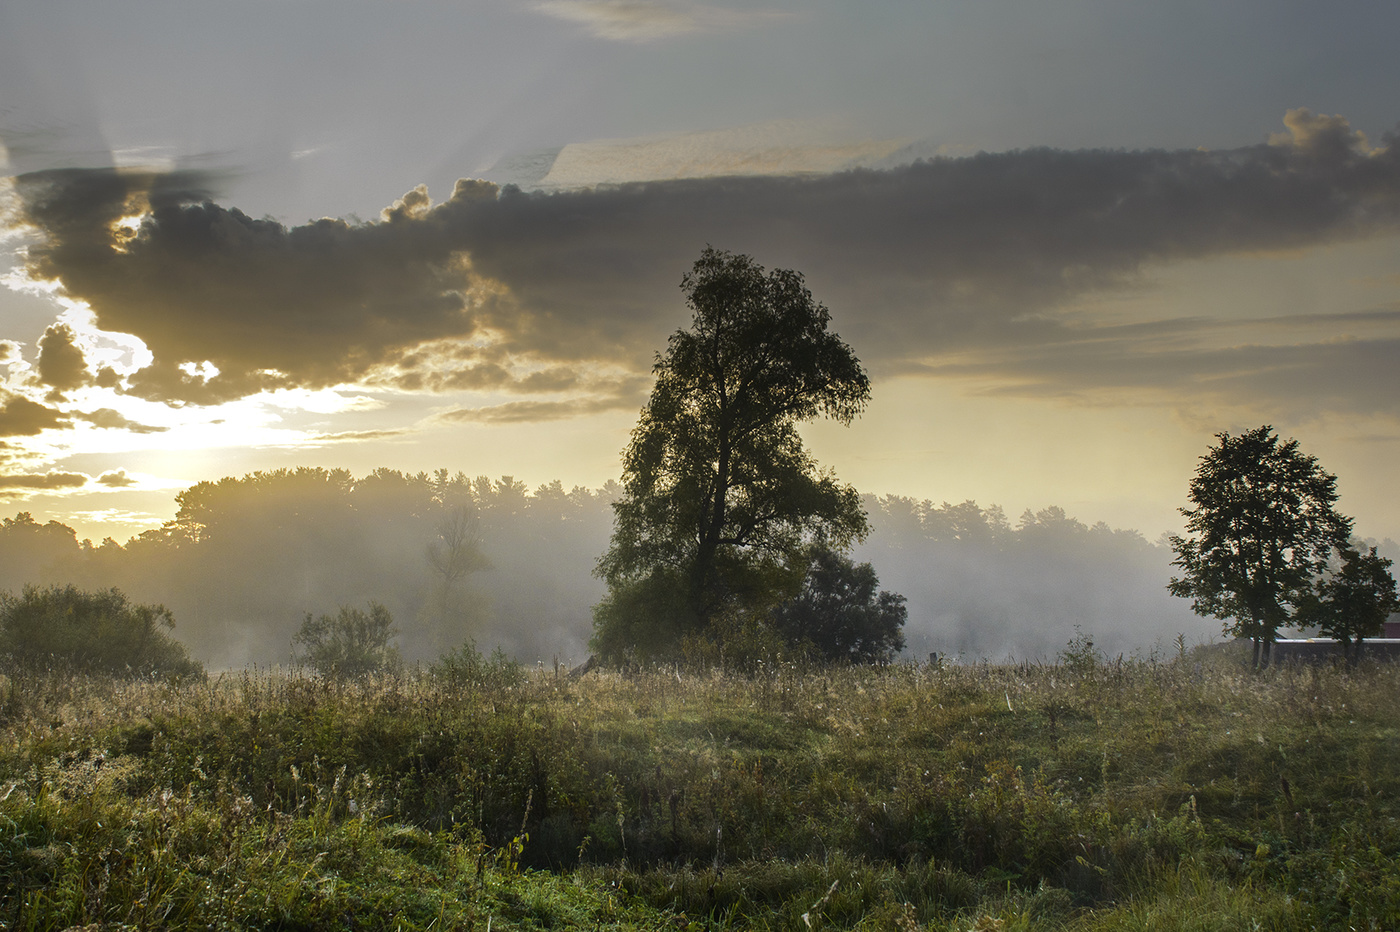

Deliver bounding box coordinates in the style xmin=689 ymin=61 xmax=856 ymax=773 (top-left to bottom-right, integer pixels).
xmin=4 ymin=470 xmax=1391 ymax=669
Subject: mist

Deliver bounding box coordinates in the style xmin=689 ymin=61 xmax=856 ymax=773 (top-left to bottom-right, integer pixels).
xmin=0 ymin=468 xmax=1279 ymax=669
xmin=853 ymin=497 xmax=1216 ymax=661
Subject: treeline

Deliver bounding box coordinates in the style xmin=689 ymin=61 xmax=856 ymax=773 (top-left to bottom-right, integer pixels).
xmin=0 ymin=469 xmax=615 ymax=669
xmin=0 ymin=467 xmax=1299 ymax=668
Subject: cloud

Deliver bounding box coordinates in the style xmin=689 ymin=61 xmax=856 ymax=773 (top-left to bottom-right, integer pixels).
xmin=0 ymin=471 xmax=88 ymax=491
xmin=95 ymin=469 xmax=137 ymax=487
xmin=7 ymin=112 xmax=1400 ymax=423
xmin=1270 ymin=108 xmax=1377 ymax=158
xmin=0 ymin=391 xmax=69 ymax=436
xmin=530 ymin=0 xmax=789 ymax=41
xmin=916 ymin=316 xmax=1400 ymax=421
xmin=536 ymin=124 xmax=912 ymax=187
xmin=36 ymin=321 xmax=91 ymax=394
xmin=311 ymin=427 xmax=415 ymax=443
xmin=439 ymin=396 xmax=641 ymax=424
xmin=13 ymin=171 xmax=496 ymax=404
xmin=77 ymin=408 xmax=169 ymax=433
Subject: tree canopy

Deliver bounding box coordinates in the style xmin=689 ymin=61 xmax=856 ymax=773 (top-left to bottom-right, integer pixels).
xmin=1298 ymin=546 xmax=1400 ymax=665
xmin=1168 ymin=426 xmax=1352 ymax=668
xmin=593 ymin=248 xmax=871 ymax=662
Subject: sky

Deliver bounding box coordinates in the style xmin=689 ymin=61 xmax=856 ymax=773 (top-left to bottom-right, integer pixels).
xmin=1 ymin=0 xmax=1399 ymax=547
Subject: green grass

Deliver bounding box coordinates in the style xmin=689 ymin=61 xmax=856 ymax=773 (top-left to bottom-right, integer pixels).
xmin=1 ymin=649 xmax=1397 ymax=929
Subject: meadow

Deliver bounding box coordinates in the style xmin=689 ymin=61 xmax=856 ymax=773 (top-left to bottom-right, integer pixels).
xmin=2 ymin=644 xmax=1397 ymax=931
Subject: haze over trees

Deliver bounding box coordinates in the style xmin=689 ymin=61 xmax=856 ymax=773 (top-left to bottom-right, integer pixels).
xmin=0 ymin=469 xmax=616 ymax=669
xmin=855 ymin=498 xmax=1219 ymax=660
xmin=0 ymin=483 xmax=1253 ymax=668
xmin=592 ymin=248 xmax=875 ymax=663
xmin=14 ymin=430 xmax=1400 ymax=671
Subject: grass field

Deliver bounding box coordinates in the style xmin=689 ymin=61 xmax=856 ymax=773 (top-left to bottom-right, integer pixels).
xmin=2 ymin=644 xmax=1398 ymax=930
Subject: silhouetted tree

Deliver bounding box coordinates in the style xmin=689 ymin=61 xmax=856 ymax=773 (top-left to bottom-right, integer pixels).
xmin=422 ymin=505 xmax=491 ymax=654
xmin=1168 ymin=426 xmax=1352 ymax=669
xmin=0 ymin=584 xmax=202 ymax=677
xmin=593 ymin=248 xmax=870 ymax=662
xmin=771 ymin=546 xmax=906 ymax=663
xmin=294 ymin=602 xmax=400 ymax=679
xmin=1298 ymin=546 xmax=1400 ymax=666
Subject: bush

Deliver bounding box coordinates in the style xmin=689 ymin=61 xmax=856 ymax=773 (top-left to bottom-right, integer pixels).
xmin=770 ymin=546 xmax=907 ymax=664
xmin=294 ymin=602 xmax=400 ymax=679
xmin=0 ymin=584 xmax=203 ymax=677
xmin=431 ymin=639 xmax=525 ymax=690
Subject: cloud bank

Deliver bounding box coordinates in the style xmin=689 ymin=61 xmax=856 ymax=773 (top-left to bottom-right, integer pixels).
xmin=7 ymin=111 xmax=1400 ymax=423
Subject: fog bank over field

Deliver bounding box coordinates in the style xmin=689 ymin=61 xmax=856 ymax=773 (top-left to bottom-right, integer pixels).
xmin=854 ymin=498 xmax=1211 ymax=661
xmin=6 ymin=469 xmax=1388 ymax=668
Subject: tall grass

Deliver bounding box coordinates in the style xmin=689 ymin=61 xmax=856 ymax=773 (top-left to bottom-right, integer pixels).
xmin=1 ymin=648 xmax=1397 ymax=929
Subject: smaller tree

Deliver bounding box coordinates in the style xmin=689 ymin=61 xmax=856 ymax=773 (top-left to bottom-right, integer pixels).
xmin=770 ymin=547 xmax=907 ymax=664
xmin=1169 ymin=426 xmax=1352 ymax=669
xmin=1298 ymin=546 xmax=1400 ymax=666
xmin=0 ymin=584 xmax=203 ymax=678
xmin=421 ymin=505 xmax=491 ymax=654
xmin=294 ymin=602 xmax=400 ymax=679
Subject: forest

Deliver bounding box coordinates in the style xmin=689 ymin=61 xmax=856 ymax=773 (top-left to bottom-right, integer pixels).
xmin=0 ymin=466 xmax=1241 ymax=670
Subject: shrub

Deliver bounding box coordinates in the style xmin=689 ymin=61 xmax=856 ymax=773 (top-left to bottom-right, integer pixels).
xmin=0 ymin=584 xmax=203 ymax=677
xmin=431 ymin=639 xmax=525 ymax=690
xmin=770 ymin=546 xmax=907 ymax=664
xmin=294 ymin=602 xmax=400 ymax=679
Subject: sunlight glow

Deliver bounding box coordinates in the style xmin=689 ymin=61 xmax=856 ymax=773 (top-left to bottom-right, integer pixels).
xmin=258 ymin=387 xmax=386 ymax=414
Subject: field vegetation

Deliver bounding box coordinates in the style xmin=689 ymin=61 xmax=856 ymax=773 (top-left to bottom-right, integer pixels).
xmin=2 ymin=644 xmax=1397 ymax=930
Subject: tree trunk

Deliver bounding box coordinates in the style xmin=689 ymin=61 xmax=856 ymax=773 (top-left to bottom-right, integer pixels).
xmin=692 ymin=431 xmax=732 ymax=629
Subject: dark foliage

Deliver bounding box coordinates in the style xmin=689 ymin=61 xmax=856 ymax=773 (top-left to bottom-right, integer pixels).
xmin=1169 ymin=425 xmax=1352 ymax=668
xmin=1298 ymin=546 xmax=1400 ymax=665
xmin=771 ymin=546 xmax=906 ymax=663
xmin=0 ymin=584 xmax=202 ymax=677
xmin=595 ymin=248 xmax=871 ymax=662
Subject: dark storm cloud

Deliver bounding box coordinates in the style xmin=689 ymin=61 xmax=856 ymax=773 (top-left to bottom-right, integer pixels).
xmin=9 ymin=112 xmax=1400 ymax=418
xmin=0 ymin=391 xmax=69 ymax=436
xmin=15 ymin=172 xmax=494 ymax=403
